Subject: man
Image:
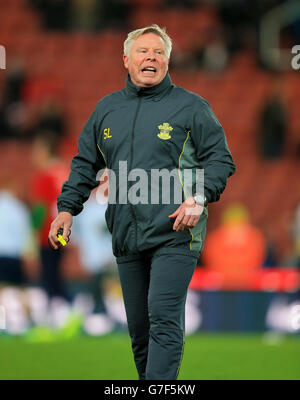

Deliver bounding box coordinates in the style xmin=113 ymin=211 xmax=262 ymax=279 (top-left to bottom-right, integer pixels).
xmin=49 ymin=25 xmax=236 ymax=379
xmin=203 ymin=203 xmax=266 ymax=288
xmin=31 ymin=132 xmax=70 ymax=301
xmin=0 ymin=177 xmax=31 ymax=286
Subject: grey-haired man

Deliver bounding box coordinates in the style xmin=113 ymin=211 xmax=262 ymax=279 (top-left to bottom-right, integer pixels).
xmin=49 ymin=25 xmax=236 ymax=379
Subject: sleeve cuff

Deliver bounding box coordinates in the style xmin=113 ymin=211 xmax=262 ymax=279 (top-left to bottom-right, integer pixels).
xmin=57 ymin=207 xmax=76 ymax=216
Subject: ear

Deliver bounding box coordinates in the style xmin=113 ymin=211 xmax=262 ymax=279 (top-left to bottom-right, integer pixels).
xmin=123 ymin=54 xmax=129 ymax=70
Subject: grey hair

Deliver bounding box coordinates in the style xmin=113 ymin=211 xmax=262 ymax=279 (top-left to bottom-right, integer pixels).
xmin=123 ymin=24 xmax=172 ymax=59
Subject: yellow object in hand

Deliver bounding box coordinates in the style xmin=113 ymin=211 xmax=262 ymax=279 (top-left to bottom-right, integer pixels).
xmin=57 ymin=234 xmax=67 ymax=247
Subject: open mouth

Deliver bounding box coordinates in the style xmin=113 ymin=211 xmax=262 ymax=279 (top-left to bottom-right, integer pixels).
xmin=141 ymin=67 xmax=157 ymax=74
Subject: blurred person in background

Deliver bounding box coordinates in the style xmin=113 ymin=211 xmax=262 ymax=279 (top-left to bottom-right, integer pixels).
xmin=217 ymin=0 xmax=260 ymax=56
xmin=30 ymin=0 xmax=71 ymax=31
xmin=30 ymin=132 xmax=69 ymax=301
xmin=292 ymin=202 xmax=300 ymax=269
xmin=191 ymin=29 xmax=229 ymax=74
xmin=101 ymin=0 xmax=132 ymax=30
xmin=284 ymin=202 xmax=300 ymax=268
xmin=1 ymin=57 xmax=34 ymax=141
xmin=37 ymin=100 xmax=66 ymax=141
xmin=258 ymin=78 xmax=287 ymax=159
xmin=49 ymin=24 xmax=235 ymax=380
xmin=31 ymin=0 xmax=131 ymax=32
xmin=200 ymin=32 xmax=229 ymax=74
xmin=0 ymin=177 xmax=33 ymax=335
xmin=203 ymin=203 xmax=266 ymax=288
xmin=261 ymin=224 xmax=279 ymax=268
xmin=0 ymin=177 xmax=31 ymax=285
xmin=4 ymin=57 xmax=26 ymax=105
xmin=71 ymin=0 xmax=100 ymax=32
xmin=72 ymin=186 xmax=115 ymax=336
xmin=4 ymin=101 xmax=33 ymax=141
xmin=0 ymin=94 xmax=9 ymax=141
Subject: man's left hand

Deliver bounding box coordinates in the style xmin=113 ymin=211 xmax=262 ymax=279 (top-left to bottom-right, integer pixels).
xmin=168 ymin=196 xmax=204 ymax=232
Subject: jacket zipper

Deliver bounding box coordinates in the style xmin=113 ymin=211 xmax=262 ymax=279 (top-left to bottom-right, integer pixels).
xmin=129 ymin=96 xmax=142 ymax=251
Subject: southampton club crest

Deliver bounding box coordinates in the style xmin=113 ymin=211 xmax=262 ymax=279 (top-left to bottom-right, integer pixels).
xmin=157 ymin=123 xmax=173 ymax=140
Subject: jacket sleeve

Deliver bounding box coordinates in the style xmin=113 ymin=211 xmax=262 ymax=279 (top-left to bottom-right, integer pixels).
xmin=57 ymin=106 xmax=106 ymax=216
xmin=190 ymin=99 xmax=236 ymax=203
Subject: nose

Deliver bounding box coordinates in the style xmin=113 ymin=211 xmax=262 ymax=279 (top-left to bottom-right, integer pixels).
xmin=146 ymin=50 xmax=156 ymax=61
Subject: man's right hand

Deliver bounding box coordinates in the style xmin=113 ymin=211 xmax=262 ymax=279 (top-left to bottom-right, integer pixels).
xmin=48 ymin=211 xmax=73 ymax=250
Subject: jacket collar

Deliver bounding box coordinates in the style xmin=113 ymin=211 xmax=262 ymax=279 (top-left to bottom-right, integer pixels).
xmin=125 ymin=73 xmax=172 ymax=100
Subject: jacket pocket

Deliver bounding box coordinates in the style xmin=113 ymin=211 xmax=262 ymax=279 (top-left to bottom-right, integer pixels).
xmin=105 ymin=203 xmax=136 ymax=256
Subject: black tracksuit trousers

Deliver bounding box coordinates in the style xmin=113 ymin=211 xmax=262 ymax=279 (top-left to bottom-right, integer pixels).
xmin=118 ymin=251 xmax=197 ymax=380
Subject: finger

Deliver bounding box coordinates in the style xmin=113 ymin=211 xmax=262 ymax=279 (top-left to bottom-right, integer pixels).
xmin=181 ymin=214 xmax=192 ymax=227
xmin=173 ymin=212 xmax=185 ymax=231
xmin=184 ymin=215 xmax=198 ymax=228
xmin=50 ymin=222 xmax=64 ymax=248
xmin=173 ymin=210 xmax=185 ymax=231
xmin=48 ymin=237 xmax=59 ymax=250
xmin=189 ymin=215 xmax=200 ymax=227
xmin=63 ymin=224 xmax=71 ymax=242
xmin=48 ymin=228 xmax=60 ymax=250
xmin=168 ymin=207 xmax=181 ymax=218
xmin=180 ymin=219 xmax=193 ymax=231
xmin=179 ymin=214 xmax=199 ymax=231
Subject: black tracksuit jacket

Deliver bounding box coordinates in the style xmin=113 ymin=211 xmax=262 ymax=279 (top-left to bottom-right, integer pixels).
xmin=57 ymin=73 xmax=236 ymax=262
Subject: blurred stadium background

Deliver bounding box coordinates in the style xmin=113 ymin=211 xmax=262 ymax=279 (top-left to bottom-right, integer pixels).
xmin=0 ymin=0 xmax=300 ymax=380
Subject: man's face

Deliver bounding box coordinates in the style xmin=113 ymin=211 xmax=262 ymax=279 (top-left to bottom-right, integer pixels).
xmin=123 ymin=33 xmax=169 ymax=87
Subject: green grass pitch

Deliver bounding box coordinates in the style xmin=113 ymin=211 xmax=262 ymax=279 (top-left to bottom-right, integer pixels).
xmin=0 ymin=333 xmax=299 ymax=380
